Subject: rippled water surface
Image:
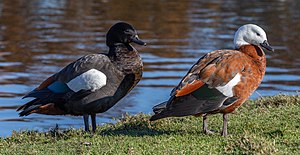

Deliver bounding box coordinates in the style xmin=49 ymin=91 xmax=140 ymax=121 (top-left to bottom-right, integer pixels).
xmin=0 ymin=0 xmax=299 ymax=137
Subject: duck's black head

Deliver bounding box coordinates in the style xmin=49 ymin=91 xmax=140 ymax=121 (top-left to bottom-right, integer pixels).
xmin=106 ymin=22 xmax=146 ymax=50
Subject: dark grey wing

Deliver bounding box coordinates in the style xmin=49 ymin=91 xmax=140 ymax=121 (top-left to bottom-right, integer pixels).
xmin=55 ymin=54 xmax=117 ymax=83
xmin=23 ymin=54 xmax=122 ymax=99
xmin=55 ymin=54 xmax=134 ymax=114
xmin=18 ymin=54 xmax=126 ymax=116
xmin=55 ymin=53 xmax=124 ymax=99
xmin=150 ymin=84 xmax=232 ymax=121
xmin=23 ymin=54 xmax=113 ymax=99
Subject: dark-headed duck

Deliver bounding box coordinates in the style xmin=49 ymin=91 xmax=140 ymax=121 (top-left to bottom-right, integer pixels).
xmin=150 ymin=24 xmax=274 ymax=136
xmin=17 ymin=22 xmax=146 ymax=132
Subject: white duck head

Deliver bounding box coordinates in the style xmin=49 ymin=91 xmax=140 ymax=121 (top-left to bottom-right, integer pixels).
xmin=234 ymin=24 xmax=274 ymax=52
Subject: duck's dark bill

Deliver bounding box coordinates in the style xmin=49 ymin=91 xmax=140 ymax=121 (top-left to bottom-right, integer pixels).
xmin=132 ymin=37 xmax=146 ymax=46
xmin=260 ymin=40 xmax=274 ymax=52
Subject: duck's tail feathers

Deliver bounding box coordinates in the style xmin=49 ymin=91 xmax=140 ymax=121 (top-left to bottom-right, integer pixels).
xmin=152 ymin=101 xmax=168 ymax=114
xmin=19 ymin=104 xmax=43 ymax=116
xmin=17 ymin=97 xmax=45 ymax=116
xmin=150 ymin=101 xmax=169 ymax=121
xmin=17 ymin=98 xmax=39 ymax=112
xmin=17 ymin=92 xmax=66 ymax=116
xmin=150 ymin=112 xmax=169 ymax=121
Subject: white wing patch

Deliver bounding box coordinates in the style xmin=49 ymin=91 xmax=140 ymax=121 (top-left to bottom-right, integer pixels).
xmin=67 ymin=69 xmax=107 ymax=92
xmin=216 ymin=73 xmax=241 ymax=97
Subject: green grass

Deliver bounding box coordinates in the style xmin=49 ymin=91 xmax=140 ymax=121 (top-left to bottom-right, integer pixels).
xmin=1 ymin=94 xmax=300 ymax=154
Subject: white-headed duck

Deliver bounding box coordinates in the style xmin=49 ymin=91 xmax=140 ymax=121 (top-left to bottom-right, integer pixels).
xmin=150 ymin=24 xmax=274 ymax=136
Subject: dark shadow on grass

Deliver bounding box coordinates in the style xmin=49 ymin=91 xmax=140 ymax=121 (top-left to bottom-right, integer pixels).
xmin=97 ymin=114 xmax=189 ymax=137
xmin=98 ymin=115 xmax=206 ymax=137
xmin=99 ymin=122 xmax=178 ymax=137
xmin=99 ymin=124 xmax=207 ymax=137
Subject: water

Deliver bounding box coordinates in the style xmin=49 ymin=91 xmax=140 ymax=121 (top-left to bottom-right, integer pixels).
xmin=0 ymin=0 xmax=299 ymax=137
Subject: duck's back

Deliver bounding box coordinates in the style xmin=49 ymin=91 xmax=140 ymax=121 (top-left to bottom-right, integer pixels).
xmin=175 ymin=49 xmax=265 ymax=96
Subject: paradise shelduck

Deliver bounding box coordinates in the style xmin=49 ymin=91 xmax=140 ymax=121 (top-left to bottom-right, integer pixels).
xmin=150 ymin=24 xmax=274 ymax=136
xmin=17 ymin=22 xmax=146 ymax=132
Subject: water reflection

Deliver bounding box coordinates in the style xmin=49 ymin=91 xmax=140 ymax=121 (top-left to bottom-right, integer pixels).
xmin=0 ymin=0 xmax=299 ymax=137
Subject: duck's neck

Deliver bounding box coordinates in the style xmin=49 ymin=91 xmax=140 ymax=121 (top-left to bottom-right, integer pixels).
xmin=238 ymin=45 xmax=266 ymax=76
xmin=108 ymin=43 xmax=143 ymax=74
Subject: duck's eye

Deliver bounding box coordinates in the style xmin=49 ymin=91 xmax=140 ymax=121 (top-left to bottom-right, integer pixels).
xmin=124 ymin=30 xmax=132 ymax=35
xmin=256 ymin=32 xmax=261 ymax=36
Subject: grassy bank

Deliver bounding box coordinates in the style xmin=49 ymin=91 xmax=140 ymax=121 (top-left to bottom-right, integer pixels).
xmin=0 ymin=94 xmax=299 ymax=154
